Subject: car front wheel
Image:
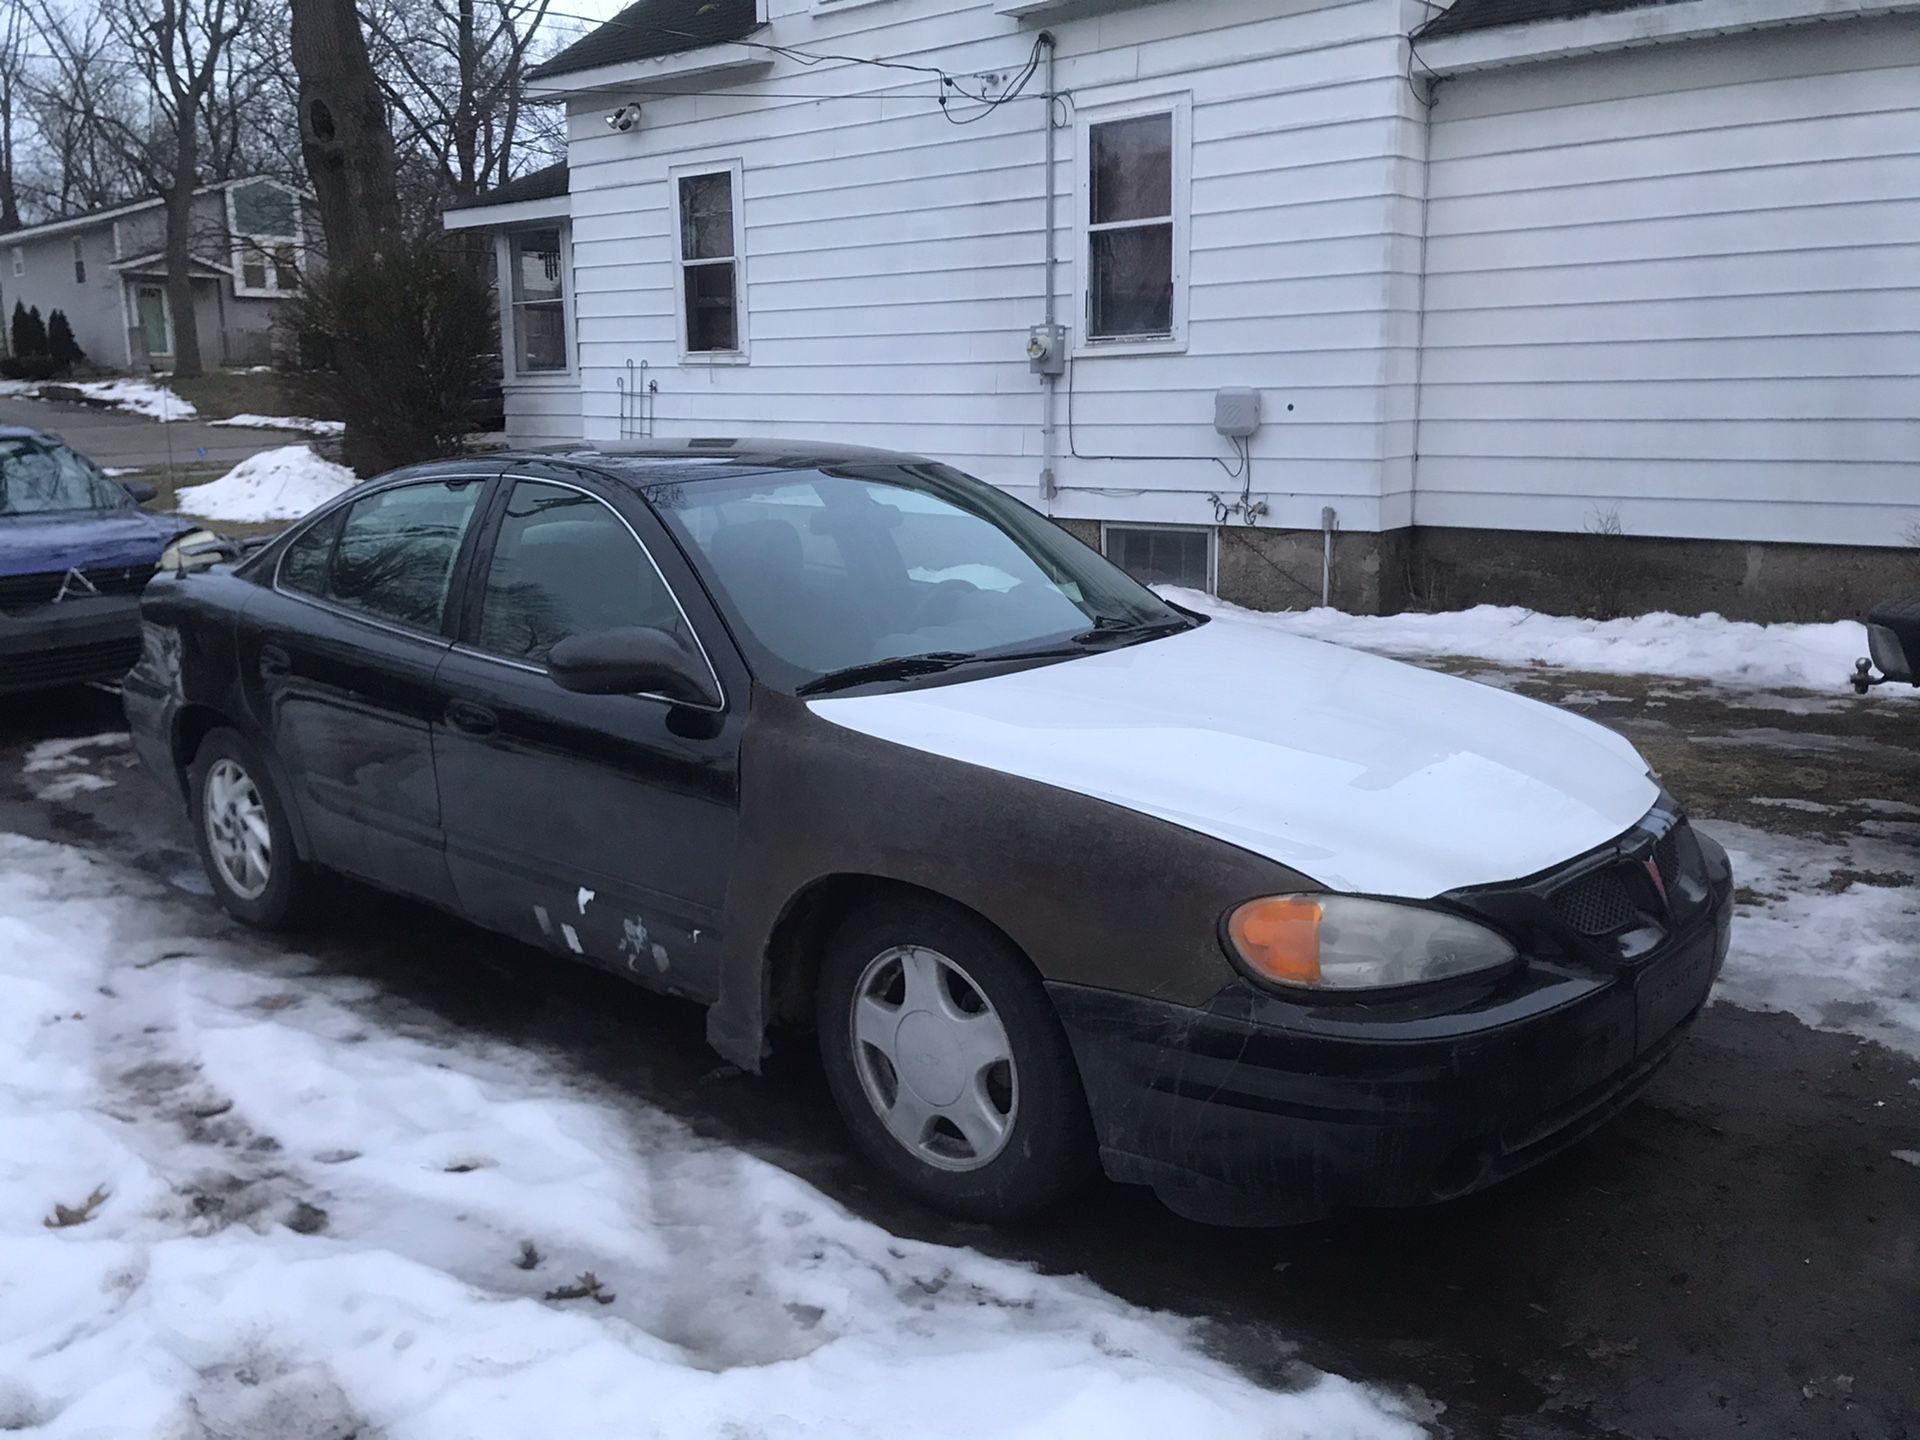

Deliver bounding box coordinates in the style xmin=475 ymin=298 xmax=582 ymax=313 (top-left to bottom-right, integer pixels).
xmin=817 ymin=896 xmax=1095 ymax=1222
xmin=189 ymin=728 xmax=323 ymax=930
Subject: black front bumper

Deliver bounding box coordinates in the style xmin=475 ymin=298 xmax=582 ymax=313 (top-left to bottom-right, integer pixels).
xmin=1050 ymin=832 xmax=1734 ymax=1226
xmin=0 ymin=596 xmax=143 ymax=693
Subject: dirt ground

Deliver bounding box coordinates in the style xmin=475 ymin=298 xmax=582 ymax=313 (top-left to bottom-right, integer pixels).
xmin=2 ymin=668 xmax=1915 ymax=1440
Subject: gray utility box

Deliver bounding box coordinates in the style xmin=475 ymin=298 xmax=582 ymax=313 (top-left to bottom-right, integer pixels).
xmin=1214 ymin=388 xmax=1262 ymax=438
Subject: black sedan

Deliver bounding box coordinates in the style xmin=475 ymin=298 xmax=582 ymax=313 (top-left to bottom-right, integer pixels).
xmin=124 ymin=441 xmax=1732 ymax=1224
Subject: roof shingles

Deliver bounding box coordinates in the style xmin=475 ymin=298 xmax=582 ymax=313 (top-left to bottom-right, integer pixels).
xmin=527 ymin=0 xmax=759 ymax=81
xmin=1418 ymin=0 xmax=1696 ymax=38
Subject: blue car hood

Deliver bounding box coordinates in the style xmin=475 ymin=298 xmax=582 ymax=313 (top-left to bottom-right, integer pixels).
xmin=0 ymin=509 xmax=194 ymax=576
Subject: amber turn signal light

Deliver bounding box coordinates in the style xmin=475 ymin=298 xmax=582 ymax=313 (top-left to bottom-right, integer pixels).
xmin=1226 ymin=896 xmax=1323 ymax=985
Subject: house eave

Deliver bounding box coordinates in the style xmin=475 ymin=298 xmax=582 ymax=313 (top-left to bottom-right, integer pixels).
xmin=524 ymin=44 xmax=769 ymax=98
xmin=1416 ymin=0 xmax=1920 ymax=75
xmin=443 ymin=194 xmax=572 ymax=231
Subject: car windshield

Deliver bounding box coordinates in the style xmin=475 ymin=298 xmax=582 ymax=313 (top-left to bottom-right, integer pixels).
xmin=648 ymin=461 xmax=1195 ymax=692
xmin=0 ymin=436 xmax=130 ymax=517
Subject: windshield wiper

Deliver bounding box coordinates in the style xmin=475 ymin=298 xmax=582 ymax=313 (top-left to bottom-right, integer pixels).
xmin=796 ymin=651 xmax=978 ymax=697
xmin=1070 ymin=616 xmax=1196 ymax=646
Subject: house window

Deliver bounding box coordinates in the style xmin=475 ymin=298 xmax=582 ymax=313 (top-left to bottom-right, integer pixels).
xmin=510 ymin=229 xmax=568 ymax=373
xmin=1080 ymin=97 xmax=1189 ymax=346
xmin=1102 ymin=523 xmax=1213 ymax=592
xmin=673 ymin=162 xmax=746 ymax=358
xmin=241 ymin=246 xmax=268 ymax=291
xmin=8 ymin=247 xmax=21 ymax=277
xmin=227 ymin=179 xmax=301 ymax=297
xmin=72 ymin=239 xmax=86 ymax=285
xmin=272 ymin=244 xmax=300 ymax=291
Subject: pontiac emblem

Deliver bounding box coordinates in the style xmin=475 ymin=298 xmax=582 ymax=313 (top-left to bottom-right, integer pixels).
xmin=52 ymin=568 xmax=100 ymax=603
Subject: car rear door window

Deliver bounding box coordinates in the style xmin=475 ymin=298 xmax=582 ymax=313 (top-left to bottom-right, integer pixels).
xmin=278 ymin=480 xmax=483 ymax=632
xmin=475 ymin=479 xmax=689 ymax=664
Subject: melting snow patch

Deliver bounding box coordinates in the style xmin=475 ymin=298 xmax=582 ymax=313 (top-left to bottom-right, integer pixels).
xmin=1894 ymin=1151 xmax=1920 ymax=1168
xmin=1163 ymin=589 xmax=1893 ymax=695
xmin=209 ymin=413 xmax=347 ymax=437
xmin=21 ymin=733 xmax=129 ymax=804
xmin=175 ymin=445 xmax=358 ymax=522
xmin=1702 ymin=820 xmax=1920 ymax=1060
xmin=0 ymin=834 xmax=1424 ymax=1440
xmin=39 ymin=379 xmax=198 ymax=420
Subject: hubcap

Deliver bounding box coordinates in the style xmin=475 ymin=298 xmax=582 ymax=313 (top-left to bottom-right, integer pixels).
xmin=849 ymin=945 xmax=1017 ymax=1172
xmin=203 ymin=757 xmax=272 ymax=901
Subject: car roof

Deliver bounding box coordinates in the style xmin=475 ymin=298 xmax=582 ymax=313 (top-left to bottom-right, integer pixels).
xmin=0 ymin=424 xmax=54 ymax=442
xmin=511 ymin=437 xmax=935 ymax=485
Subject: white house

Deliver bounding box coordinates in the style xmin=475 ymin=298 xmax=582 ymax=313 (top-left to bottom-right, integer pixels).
xmin=445 ymin=0 xmax=1920 ymax=619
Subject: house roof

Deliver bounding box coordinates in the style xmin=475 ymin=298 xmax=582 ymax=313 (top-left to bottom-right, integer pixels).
xmin=444 ymin=162 xmax=569 ymax=215
xmin=0 ymin=175 xmax=299 ymax=246
xmin=527 ymin=0 xmax=759 ymax=82
xmin=1417 ymin=0 xmax=1690 ymax=37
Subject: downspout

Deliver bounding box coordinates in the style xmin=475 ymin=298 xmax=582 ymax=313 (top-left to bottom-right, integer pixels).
xmin=1038 ymin=32 xmax=1058 ymax=508
xmin=1409 ymin=38 xmax=1438 ymax=539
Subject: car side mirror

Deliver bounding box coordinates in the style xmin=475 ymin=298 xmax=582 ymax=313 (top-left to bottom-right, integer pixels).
xmin=546 ymin=627 xmax=720 ymax=707
xmin=121 ymin=479 xmax=158 ymax=504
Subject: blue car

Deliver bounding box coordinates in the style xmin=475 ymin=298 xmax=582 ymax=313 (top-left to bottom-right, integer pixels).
xmin=0 ymin=424 xmax=207 ymax=693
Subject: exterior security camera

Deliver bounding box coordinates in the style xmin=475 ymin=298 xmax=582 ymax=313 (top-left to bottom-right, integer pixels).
xmin=606 ymin=104 xmax=639 ymax=132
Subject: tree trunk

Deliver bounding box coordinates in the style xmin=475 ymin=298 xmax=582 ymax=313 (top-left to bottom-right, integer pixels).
xmin=165 ymin=120 xmax=205 ymax=377
xmin=292 ymin=0 xmax=399 ymax=269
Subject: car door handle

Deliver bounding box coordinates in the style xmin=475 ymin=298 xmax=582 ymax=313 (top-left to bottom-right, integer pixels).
xmin=446 ymin=699 xmax=498 ymax=737
xmin=259 ymin=643 xmax=291 ymax=680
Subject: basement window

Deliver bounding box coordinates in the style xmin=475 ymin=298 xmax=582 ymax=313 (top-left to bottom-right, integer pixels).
xmin=1101 ymin=522 xmax=1213 ymax=593
xmin=672 ymin=160 xmax=747 ymax=361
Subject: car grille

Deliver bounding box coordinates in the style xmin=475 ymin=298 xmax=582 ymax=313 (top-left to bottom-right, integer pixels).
xmin=0 ymin=564 xmax=157 ymax=610
xmin=0 ymin=637 xmax=142 ymax=688
xmin=1547 ymin=817 xmax=1696 ymax=939
xmin=1550 ymin=867 xmax=1640 ymax=936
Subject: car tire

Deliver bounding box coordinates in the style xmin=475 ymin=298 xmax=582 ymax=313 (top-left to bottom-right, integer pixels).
xmin=188 ymin=727 xmax=325 ymax=930
xmin=817 ymin=895 xmax=1096 ymax=1223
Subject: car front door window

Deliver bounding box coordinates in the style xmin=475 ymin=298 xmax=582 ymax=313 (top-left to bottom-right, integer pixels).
xmin=475 ymin=479 xmax=691 ymax=665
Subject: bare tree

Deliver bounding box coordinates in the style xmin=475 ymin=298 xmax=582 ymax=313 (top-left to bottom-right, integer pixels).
xmin=16 ymin=4 xmax=146 ymax=220
xmin=93 ymin=0 xmax=261 ymax=375
xmin=0 ymin=4 xmax=27 ymax=231
xmin=362 ymin=0 xmax=556 ymax=224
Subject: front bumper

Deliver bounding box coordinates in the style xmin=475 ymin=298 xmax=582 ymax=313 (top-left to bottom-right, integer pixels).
xmin=0 ymin=596 xmax=143 ymax=693
xmin=1050 ymin=831 xmax=1734 ymax=1226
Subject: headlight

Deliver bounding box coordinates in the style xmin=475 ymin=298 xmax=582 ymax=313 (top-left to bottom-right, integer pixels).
xmin=1225 ymin=894 xmax=1518 ymax=991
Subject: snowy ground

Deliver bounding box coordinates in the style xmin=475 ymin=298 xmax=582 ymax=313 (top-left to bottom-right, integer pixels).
xmin=174 ymin=446 xmax=359 ymax=523
xmin=0 ymin=379 xmax=196 ymax=421
xmin=1164 ymin=589 xmax=1885 ymax=696
xmin=0 ymin=830 xmax=1421 ymax=1440
xmin=208 ymin=414 xmax=347 ymax=438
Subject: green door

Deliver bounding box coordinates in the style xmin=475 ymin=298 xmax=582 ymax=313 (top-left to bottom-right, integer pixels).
xmin=134 ymin=284 xmax=170 ymax=358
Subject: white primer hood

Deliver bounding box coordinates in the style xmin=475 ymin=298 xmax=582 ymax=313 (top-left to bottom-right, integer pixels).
xmin=809 ymin=616 xmax=1659 ymax=899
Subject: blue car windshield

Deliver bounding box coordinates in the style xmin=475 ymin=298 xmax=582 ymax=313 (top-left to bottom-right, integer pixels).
xmin=0 ymin=437 xmax=130 ymax=517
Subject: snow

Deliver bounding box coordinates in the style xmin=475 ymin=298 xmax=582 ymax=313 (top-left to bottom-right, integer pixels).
xmin=1162 ymin=590 xmax=1885 ymax=694
xmin=0 ymin=832 xmax=1422 ymax=1440
xmin=209 ymin=414 xmax=347 ymax=437
xmin=1895 ymin=1152 xmax=1920 ymax=1168
xmin=174 ymin=445 xmax=358 ymax=522
xmin=22 ymin=734 xmax=127 ymax=804
xmin=0 ymin=378 xmax=196 ymax=419
xmin=1702 ymin=819 xmax=1920 ymax=1060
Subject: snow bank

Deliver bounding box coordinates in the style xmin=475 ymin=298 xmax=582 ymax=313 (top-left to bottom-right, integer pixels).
xmin=0 ymin=833 xmax=1423 ymax=1440
xmin=1702 ymin=820 xmax=1920 ymax=1060
xmin=209 ymin=413 xmax=347 ymax=437
xmin=1163 ymin=589 xmax=1880 ymax=694
xmin=174 ymin=445 xmax=358 ymax=522
xmin=49 ymin=379 xmax=197 ymax=420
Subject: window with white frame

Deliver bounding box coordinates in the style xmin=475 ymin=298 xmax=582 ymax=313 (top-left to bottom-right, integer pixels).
xmin=227 ymin=180 xmax=302 ymax=297
xmin=72 ymin=238 xmax=86 ymax=284
xmin=1102 ymin=522 xmax=1213 ymax=592
xmin=673 ymin=162 xmax=746 ymax=358
xmin=1080 ymin=97 xmax=1189 ymax=346
xmin=509 ymin=229 xmax=568 ymax=373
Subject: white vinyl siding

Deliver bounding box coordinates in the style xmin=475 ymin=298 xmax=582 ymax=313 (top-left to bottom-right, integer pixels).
xmin=561 ymin=0 xmax=1423 ymax=531
xmin=1414 ymin=15 xmax=1920 ymax=547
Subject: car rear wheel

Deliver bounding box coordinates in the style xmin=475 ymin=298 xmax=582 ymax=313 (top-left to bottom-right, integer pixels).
xmin=817 ymin=896 xmax=1095 ymax=1222
xmin=189 ymin=728 xmax=323 ymax=930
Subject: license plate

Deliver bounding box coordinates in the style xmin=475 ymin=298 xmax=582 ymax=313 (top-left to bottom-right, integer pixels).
xmin=1636 ymin=936 xmax=1715 ymax=1050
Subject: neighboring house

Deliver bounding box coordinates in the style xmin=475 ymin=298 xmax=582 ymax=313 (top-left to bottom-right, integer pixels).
xmin=444 ymin=0 xmax=1920 ymax=619
xmin=1 ymin=176 xmax=311 ymax=371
